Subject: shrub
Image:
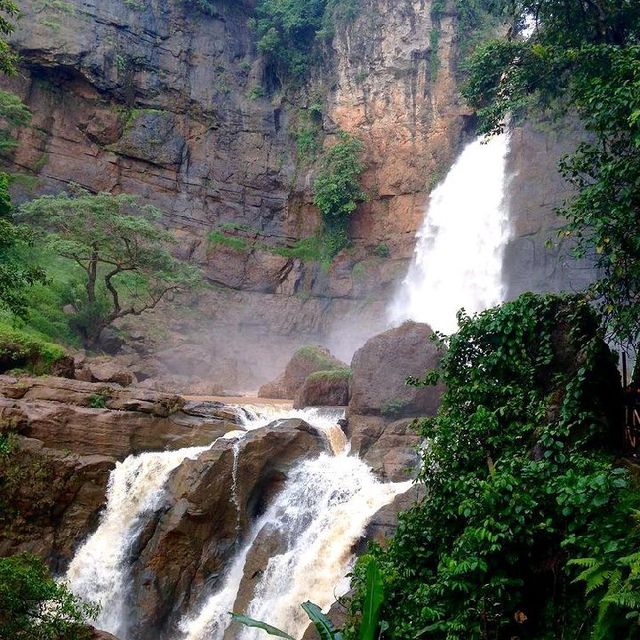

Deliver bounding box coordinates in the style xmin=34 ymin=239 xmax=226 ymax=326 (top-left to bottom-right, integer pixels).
xmin=306 ymin=367 xmax=352 ymax=382
xmin=0 ymin=321 xmax=66 ymax=374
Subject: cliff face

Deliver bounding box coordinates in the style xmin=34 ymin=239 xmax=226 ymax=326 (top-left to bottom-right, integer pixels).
xmin=0 ymin=0 xmax=590 ymax=387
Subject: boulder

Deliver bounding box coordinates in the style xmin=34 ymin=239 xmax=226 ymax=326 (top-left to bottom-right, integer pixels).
xmin=78 ymin=357 xmax=137 ymax=386
xmin=0 ymin=436 xmax=114 ymax=573
xmin=293 ymin=369 xmax=351 ymax=409
xmin=349 ymin=321 xmax=444 ymax=418
xmin=90 ymin=630 xmax=120 ymax=640
xmin=347 ymin=415 xmax=422 ymax=482
xmin=128 ymin=419 xmax=328 ymax=640
xmin=259 ymin=346 xmax=347 ymax=400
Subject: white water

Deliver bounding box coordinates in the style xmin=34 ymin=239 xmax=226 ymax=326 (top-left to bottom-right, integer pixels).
xmin=388 ymin=134 xmax=512 ymax=334
xmin=65 ymin=446 xmax=209 ymax=638
xmin=180 ymin=453 xmax=410 ymax=640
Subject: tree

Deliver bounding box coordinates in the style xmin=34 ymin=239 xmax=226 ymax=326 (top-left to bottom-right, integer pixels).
xmin=0 ymin=0 xmax=19 ymax=76
xmin=461 ymin=0 xmax=640 ymax=352
xmin=18 ymin=189 xmax=201 ymax=346
xmin=0 ymin=554 xmax=97 ymax=640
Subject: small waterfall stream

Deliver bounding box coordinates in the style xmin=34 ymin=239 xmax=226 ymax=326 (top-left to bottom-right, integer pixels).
xmin=388 ymin=133 xmax=512 ymax=333
xmin=65 ymin=404 xmax=404 ymax=640
xmin=180 ymin=452 xmax=409 ymax=640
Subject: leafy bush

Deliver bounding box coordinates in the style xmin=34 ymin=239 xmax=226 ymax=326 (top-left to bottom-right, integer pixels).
xmin=306 ymin=367 xmax=352 ymax=383
xmin=0 ymin=554 xmax=97 ymax=640
xmin=313 ymin=132 xmax=366 ymax=257
xmin=208 ymin=230 xmax=250 ymax=252
xmin=346 ymin=293 xmax=639 ymax=640
xmin=0 ymin=321 xmax=66 ymax=374
xmin=373 ymin=243 xmax=390 ymax=258
xmin=250 ymin=0 xmax=359 ymax=84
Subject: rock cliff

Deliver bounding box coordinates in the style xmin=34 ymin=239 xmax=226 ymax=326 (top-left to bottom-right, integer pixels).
xmin=0 ymin=0 xmax=591 ymax=390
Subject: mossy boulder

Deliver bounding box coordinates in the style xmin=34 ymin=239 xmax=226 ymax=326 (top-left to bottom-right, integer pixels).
xmin=259 ymin=345 xmax=347 ymax=400
xmin=293 ymin=368 xmax=351 ymax=408
xmin=0 ymin=324 xmax=67 ymax=376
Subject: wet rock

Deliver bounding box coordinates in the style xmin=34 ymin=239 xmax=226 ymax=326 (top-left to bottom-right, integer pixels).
xmin=347 ymin=415 xmax=422 ymax=482
xmin=349 ymin=321 xmax=444 ymax=418
xmin=0 ymin=375 xmax=239 ymax=459
xmin=0 ymin=436 xmax=114 ymax=573
xmin=79 ymin=357 xmax=137 ymax=387
xmin=128 ymin=418 xmax=328 ymax=640
xmin=259 ymin=346 xmax=347 ymax=400
xmin=293 ymin=369 xmax=351 ymax=409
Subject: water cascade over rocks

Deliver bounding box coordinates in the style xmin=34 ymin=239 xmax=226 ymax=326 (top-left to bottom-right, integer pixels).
xmin=180 ymin=452 xmax=410 ymax=640
xmin=64 ymin=403 xmax=406 ymax=640
xmin=388 ymin=134 xmax=512 ymax=333
xmin=65 ymin=446 xmax=210 ymax=638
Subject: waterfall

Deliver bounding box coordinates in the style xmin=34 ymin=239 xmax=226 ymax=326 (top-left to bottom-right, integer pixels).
xmin=65 ymin=446 xmax=209 ymax=638
xmin=388 ymin=134 xmax=512 ymax=334
xmin=179 ymin=453 xmax=410 ymax=640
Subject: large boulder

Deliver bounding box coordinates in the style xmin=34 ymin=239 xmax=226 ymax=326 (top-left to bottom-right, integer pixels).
xmin=76 ymin=356 xmax=137 ymax=387
xmin=259 ymin=346 xmax=347 ymax=400
xmin=127 ymin=419 xmax=328 ymax=640
xmin=0 ymin=376 xmax=240 ymax=459
xmin=293 ymin=369 xmax=351 ymax=409
xmin=349 ymin=321 xmax=444 ymax=418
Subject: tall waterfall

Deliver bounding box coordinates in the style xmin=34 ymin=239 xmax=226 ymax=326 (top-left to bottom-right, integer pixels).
xmin=180 ymin=453 xmax=410 ymax=640
xmin=65 ymin=446 xmax=209 ymax=638
xmin=388 ymin=134 xmax=512 ymax=334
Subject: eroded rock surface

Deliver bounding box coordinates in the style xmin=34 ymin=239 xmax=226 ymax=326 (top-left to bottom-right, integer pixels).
xmin=0 ymin=375 xmax=239 ymax=459
xmin=293 ymin=370 xmax=351 ymax=409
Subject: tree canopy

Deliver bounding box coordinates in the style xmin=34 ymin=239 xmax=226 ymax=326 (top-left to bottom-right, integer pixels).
xmin=18 ymin=190 xmax=201 ymax=345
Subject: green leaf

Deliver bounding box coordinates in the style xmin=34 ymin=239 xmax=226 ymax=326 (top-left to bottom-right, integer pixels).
xmin=301 ymin=601 xmax=342 ymax=640
xmin=230 ymin=613 xmax=295 ymax=639
xmin=359 ymin=557 xmax=385 ymax=640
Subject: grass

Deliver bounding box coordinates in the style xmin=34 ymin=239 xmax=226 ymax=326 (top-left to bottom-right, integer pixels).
xmin=0 ymin=321 xmax=66 ymax=375
xmin=306 ymin=368 xmax=352 ymax=382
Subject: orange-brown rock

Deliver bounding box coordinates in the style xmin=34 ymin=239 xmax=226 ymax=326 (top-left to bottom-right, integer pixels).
xmin=0 ymin=436 xmax=114 ymax=573
xmin=293 ymin=370 xmax=351 ymax=409
xmin=0 ymin=376 xmax=240 ymax=459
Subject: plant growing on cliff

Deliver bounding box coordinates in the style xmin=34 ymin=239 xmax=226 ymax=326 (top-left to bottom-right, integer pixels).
xmin=345 ymin=293 xmax=640 ymax=639
xmin=0 ymin=554 xmax=97 ymax=639
xmin=250 ymin=0 xmax=359 ymax=84
xmin=462 ymin=0 xmax=640 ymax=353
xmin=18 ymin=189 xmax=201 ymax=347
xmin=313 ymin=132 xmax=366 ymax=257
xmin=0 ymin=0 xmax=19 ymax=75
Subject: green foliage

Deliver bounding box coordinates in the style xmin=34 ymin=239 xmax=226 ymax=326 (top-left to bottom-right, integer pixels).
xmin=346 ymin=293 xmax=639 ymax=640
xmin=313 ymin=132 xmax=366 ymax=258
xmin=208 ymin=230 xmax=250 ymax=252
xmin=0 ymin=0 xmax=19 ymax=75
xmin=232 ymin=601 xmax=344 ymax=640
xmin=306 ymin=368 xmax=351 ymax=383
xmin=462 ymin=0 xmax=640 ymax=351
xmin=295 ymin=345 xmax=341 ymax=371
xmin=372 ymin=243 xmax=390 ymax=258
xmin=379 ymin=398 xmax=409 ymax=419
xmin=0 ymin=91 xmax=31 ymax=151
xmin=18 ymin=189 xmax=201 ymax=346
xmin=0 ymin=320 xmax=65 ymax=374
xmin=0 ymin=554 xmax=97 ymax=639
xmin=251 ymin=0 xmax=359 ymax=84
xmin=88 ymin=392 xmax=108 ymax=408
xmin=359 ymin=556 xmax=385 ymax=640
xmin=0 ymin=218 xmax=46 ymax=317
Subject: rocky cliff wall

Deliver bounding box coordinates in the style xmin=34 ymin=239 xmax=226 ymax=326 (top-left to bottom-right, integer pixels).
xmin=0 ymin=0 xmax=592 ymax=388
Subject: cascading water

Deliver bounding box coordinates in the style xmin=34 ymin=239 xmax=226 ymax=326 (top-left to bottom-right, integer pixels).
xmin=65 ymin=446 xmax=209 ymax=638
xmin=388 ymin=133 xmax=512 ymax=334
xmin=179 ymin=452 xmax=410 ymax=640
